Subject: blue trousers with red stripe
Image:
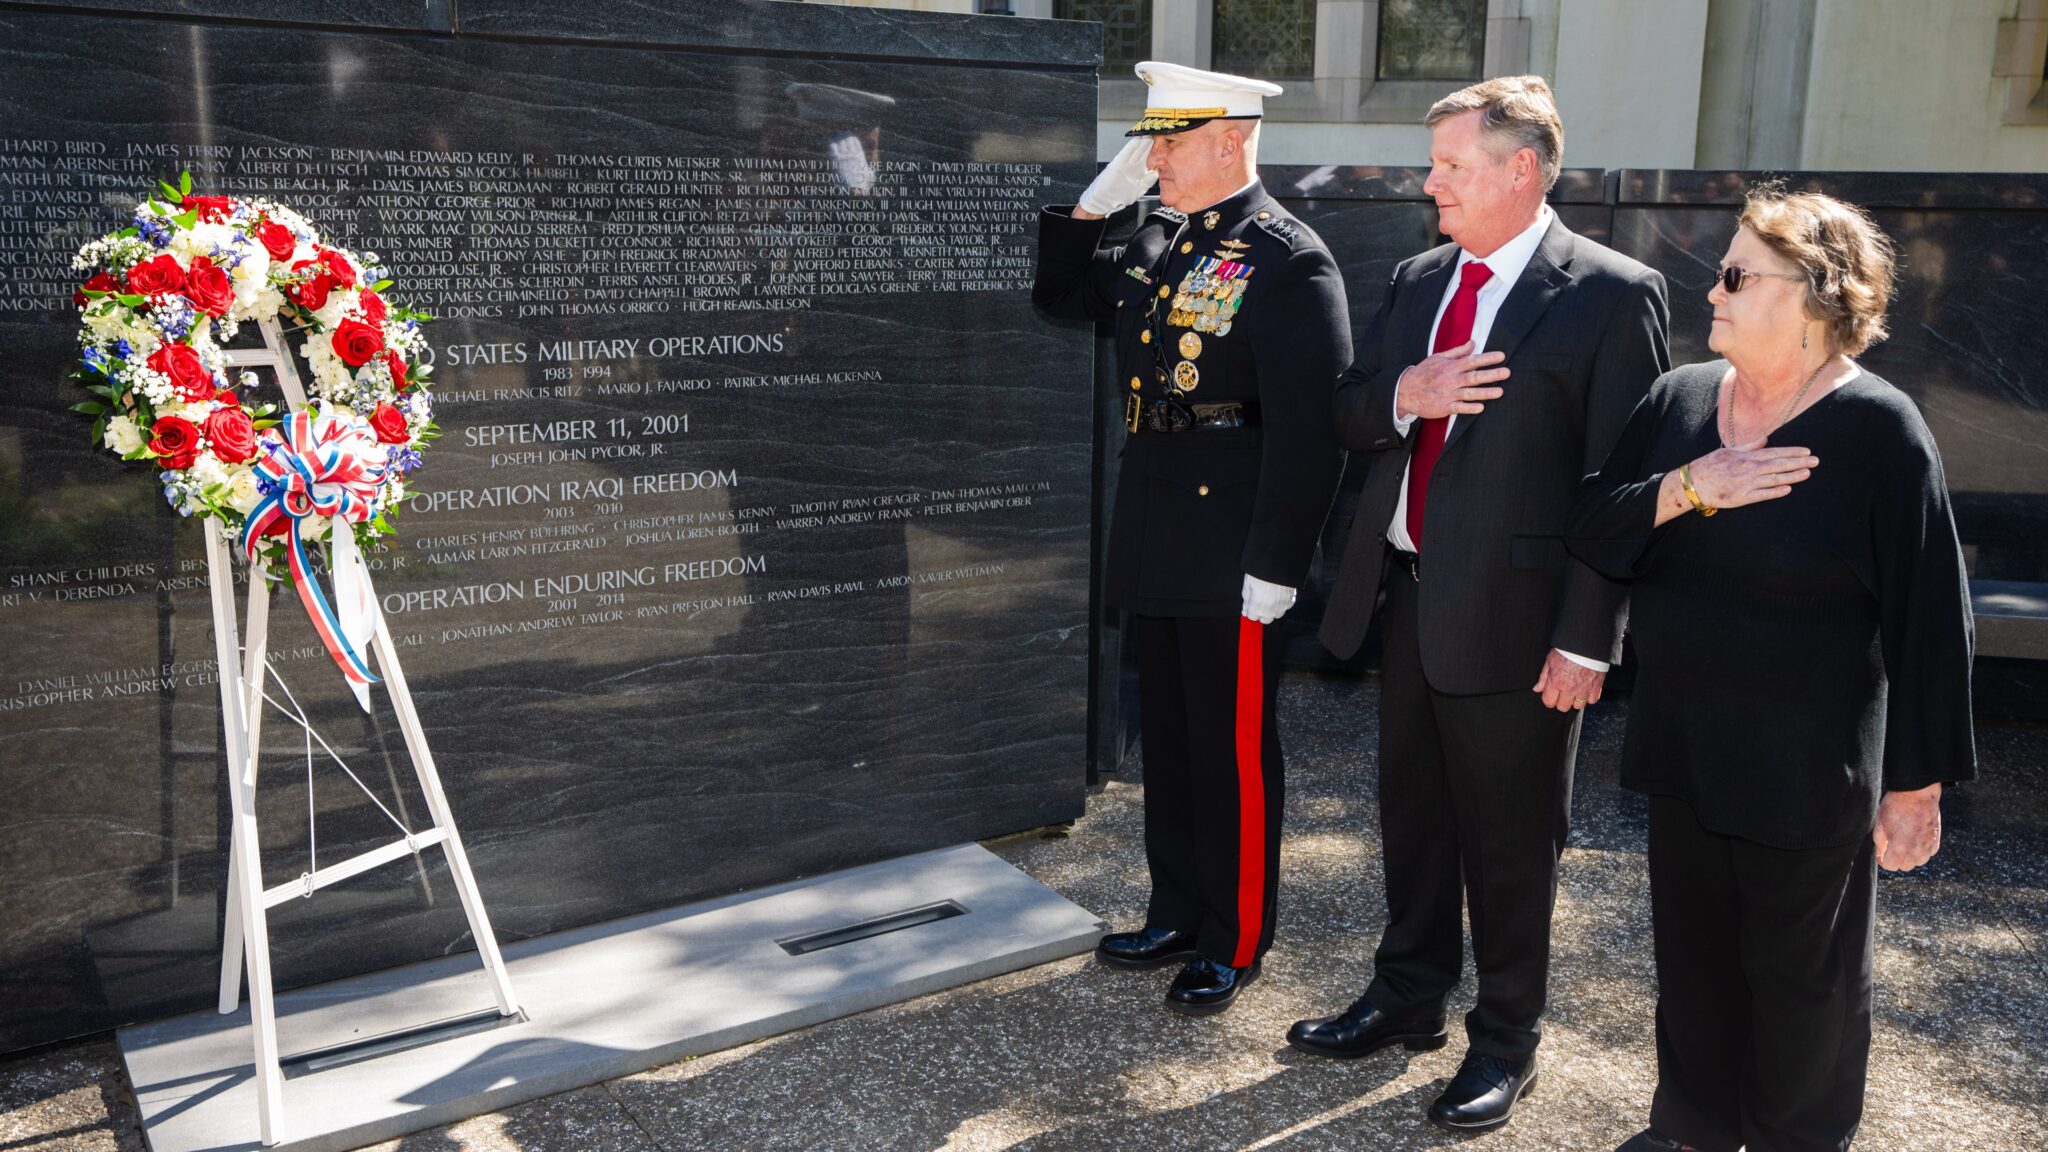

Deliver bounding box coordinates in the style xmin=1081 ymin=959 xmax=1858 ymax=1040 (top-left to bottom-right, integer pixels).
xmin=1133 ymin=613 xmax=1287 ymax=968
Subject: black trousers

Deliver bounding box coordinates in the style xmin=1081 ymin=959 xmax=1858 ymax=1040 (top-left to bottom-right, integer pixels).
xmin=1647 ymin=794 xmax=1875 ymax=1152
xmin=1364 ymin=563 xmax=1580 ymax=1061
xmin=1134 ymin=612 xmax=1286 ymax=968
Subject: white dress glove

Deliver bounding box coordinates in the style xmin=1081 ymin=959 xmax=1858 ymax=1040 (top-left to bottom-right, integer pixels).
xmin=1241 ymin=574 xmax=1296 ymax=625
xmin=1078 ymin=138 xmax=1158 ymax=217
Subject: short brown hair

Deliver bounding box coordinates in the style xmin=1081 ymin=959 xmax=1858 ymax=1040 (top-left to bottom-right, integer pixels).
xmin=1424 ymin=75 xmax=1564 ymax=191
xmin=1739 ymin=186 xmax=1897 ymax=356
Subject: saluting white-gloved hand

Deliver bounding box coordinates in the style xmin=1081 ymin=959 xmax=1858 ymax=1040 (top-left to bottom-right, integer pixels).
xmin=1077 ymin=138 xmax=1158 ymax=218
xmin=1241 ymin=574 xmax=1296 ymax=625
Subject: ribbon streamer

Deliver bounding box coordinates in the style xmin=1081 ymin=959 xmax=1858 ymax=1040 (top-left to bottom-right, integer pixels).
xmin=239 ymin=411 xmax=386 ymax=707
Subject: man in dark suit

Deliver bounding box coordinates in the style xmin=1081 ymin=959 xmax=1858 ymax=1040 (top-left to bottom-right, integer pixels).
xmin=1033 ymin=61 xmax=1348 ymax=1016
xmin=1285 ymin=76 xmax=1670 ymax=1131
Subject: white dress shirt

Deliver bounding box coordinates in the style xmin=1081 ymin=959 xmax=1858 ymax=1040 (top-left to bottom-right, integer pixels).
xmin=1384 ymin=206 xmax=1608 ymax=673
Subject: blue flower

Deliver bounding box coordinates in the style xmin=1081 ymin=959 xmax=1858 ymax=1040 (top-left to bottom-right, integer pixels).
xmin=81 ymin=348 xmax=109 ymax=374
xmin=114 ymin=338 xmax=133 ymax=359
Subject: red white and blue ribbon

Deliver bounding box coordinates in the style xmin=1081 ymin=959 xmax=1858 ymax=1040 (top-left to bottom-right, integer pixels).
xmin=239 ymin=411 xmax=386 ymax=692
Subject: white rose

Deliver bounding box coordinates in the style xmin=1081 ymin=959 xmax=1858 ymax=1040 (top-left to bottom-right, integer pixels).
xmin=231 ymin=249 xmax=270 ymax=311
xmin=226 ymin=467 xmax=265 ymax=514
xmin=104 ymin=414 xmax=145 ymax=455
xmin=298 ymin=514 xmax=330 ymax=543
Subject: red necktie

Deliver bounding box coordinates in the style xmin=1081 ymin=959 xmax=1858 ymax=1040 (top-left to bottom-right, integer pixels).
xmin=1406 ymin=260 xmax=1494 ymax=549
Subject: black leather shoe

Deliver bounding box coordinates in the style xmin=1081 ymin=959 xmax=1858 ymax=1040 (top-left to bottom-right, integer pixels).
xmin=1285 ymin=996 xmax=1449 ymax=1059
xmin=1163 ymin=957 xmax=1260 ymax=1016
xmin=1427 ymin=1052 xmax=1538 ymax=1132
xmin=1615 ymin=1130 xmax=1701 ymax=1152
xmin=1095 ymin=927 xmax=1198 ymax=969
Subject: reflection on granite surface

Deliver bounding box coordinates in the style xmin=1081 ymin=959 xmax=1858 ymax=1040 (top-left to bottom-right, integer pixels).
xmin=0 ymin=5 xmax=1095 ymax=1049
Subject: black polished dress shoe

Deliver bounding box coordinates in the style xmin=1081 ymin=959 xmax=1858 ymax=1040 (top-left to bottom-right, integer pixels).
xmin=1163 ymin=957 xmax=1260 ymax=1016
xmin=1095 ymin=927 xmax=1198 ymax=969
xmin=1285 ymin=996 xmax=1448 ymax=1059
xmin=1615 ymin=1130 xmax=1702 ymax=1152
xmin=1427 ymin=1052 xmax=1538 ymax=1132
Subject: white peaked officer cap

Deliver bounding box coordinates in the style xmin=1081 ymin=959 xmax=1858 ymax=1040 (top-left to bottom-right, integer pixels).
xmin=1128 ymin=60 xmax=1283 ymax=136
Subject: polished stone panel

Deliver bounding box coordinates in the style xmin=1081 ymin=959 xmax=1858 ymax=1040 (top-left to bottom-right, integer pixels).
xmin=0 ymin=5 xmax=1096 ymax=1050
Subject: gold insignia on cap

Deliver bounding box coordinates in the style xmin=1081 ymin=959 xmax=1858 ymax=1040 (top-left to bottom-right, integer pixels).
xmin=1173 ymin=360 xmax=1199 ymax=392
xmin=1179 ymin=331 xmax=1202 ymax=360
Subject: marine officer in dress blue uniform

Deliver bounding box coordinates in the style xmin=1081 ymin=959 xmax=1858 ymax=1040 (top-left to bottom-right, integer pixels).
xmin=1033 ymin=61 xmax=1349 ymax=1015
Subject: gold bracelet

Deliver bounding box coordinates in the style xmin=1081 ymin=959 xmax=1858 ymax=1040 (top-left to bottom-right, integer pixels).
xmin=1678 ymin=464 xmax=1716 ymax=517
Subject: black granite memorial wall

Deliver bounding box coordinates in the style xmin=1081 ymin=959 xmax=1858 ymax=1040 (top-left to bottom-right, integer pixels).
xmin=0 ymin=1 xmax=1099 ymax=1051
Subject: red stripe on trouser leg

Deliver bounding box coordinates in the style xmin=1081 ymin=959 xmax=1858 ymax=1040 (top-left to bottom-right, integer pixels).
xmin=1232 ymin=614 xmax=1266 ymax=968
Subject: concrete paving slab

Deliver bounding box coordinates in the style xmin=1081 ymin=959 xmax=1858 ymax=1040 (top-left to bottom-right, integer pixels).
xmin=115 ymin=844 xmax=1103 ymax=1152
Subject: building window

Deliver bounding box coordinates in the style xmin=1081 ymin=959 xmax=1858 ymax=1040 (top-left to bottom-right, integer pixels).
xmin=1212 ymin=0 xmax=1316 ymax=80
xmin=1376 ymin=0 xmax=1487 ymax=82
xmin=1058 ymin=1 xmax=1151 ymax=72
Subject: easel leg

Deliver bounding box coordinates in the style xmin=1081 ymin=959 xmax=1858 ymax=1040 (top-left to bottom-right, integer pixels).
xmin=204 ymin=523 xmax=285 ymax=1145
xmin=371 ymin=617 xmax=521 ymax=1017
xmin=218 ymin=578 xmax=271 ymax=1013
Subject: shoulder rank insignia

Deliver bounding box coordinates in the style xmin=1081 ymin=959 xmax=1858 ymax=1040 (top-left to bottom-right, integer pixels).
xmin=1166 ymin=256 xmax=1252 ymax=335
xmin=1151 ymin=205 xmax=1188 ymax=223
xmin=1258 ymin=215 xmax=1299 ymax=242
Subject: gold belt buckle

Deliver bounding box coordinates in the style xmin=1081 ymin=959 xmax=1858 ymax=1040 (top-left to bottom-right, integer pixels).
xmin=1125 ymin=392 xmax=1142 ymax=434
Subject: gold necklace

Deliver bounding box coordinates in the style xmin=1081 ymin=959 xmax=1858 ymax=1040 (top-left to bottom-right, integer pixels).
xmin=1724 ymin=359 xmax=1828 ymax=446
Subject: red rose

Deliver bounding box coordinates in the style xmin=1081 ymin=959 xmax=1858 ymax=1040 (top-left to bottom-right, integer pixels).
xmin=183 ymin=255 xmax=234 ymax=317
xmin=73 ymin=271 xmax=120 ymax=307
xmin=289 ymin=258 xmax=334 ymax=311
xmin=384 ymin=351 xmax=409 ymax=390
xmin=333 ymin=318 xmax=385 ymax=367
xmin=202 ymin=405 xmax=258 ymax=463
xmin=256 ymin=219 xmax=296 ymax=262
xmin=183 ymin=195 xmax=234 ymax=222
xmin=148 ymin=342 xmax=216 ymax=402
xmin=316 ymin=249 xmax=357 ymax=289
xmin=125 ymin=254 xmax=186 ymax=296
xmin=148 ymin=415 xmax=201 ymax=470
xmin=359 ymin=290 xmax=388 ymax=326
xmin=369 ymin=402 xmax=410 ymax=445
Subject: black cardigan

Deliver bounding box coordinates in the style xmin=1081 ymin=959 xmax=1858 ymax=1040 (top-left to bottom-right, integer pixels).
xmin=1567 ymin=361 xmax=1976 ymax=849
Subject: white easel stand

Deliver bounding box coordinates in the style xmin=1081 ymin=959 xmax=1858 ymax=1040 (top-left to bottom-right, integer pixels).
xmin=207 ymin=318 xmax=519 ymax=1146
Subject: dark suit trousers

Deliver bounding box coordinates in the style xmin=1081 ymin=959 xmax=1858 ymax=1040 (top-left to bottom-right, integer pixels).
xmin=1365 ymin=559 xmax=1579 ymax=1061
xmin=1647 ymin=795 xmax=1875 ymax=1152
xmin=1135 ymin=613 xmax=1286 ymax=968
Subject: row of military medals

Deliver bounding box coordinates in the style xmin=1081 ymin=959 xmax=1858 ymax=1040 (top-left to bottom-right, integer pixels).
xmin=1145 ymin=222 xmax=1253 ymax=399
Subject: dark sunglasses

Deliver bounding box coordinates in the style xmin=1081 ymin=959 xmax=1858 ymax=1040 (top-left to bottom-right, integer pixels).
xmin=1719 ymin=265 xmax=1805 ymax=294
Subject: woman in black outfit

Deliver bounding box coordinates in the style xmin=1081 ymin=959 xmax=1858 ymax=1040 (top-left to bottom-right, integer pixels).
xmin=1568 ymin=188 xmax=1975 ymax=1152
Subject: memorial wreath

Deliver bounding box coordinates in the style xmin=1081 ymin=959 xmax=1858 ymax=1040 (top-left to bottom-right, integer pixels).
xmin=69 ymin=173 xmax=436 ymax=689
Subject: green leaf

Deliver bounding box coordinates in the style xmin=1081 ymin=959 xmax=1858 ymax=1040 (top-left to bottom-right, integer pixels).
xmin=92 ymin=414 xmax=109 ymax=444
xmin=371 ymin=279 xmax=394 ymax=292
xmin=117 ymin=293 xmax=146 ymax=307
xmin=251 ymin=418 xmax=281 ymax=431
xmin=71 ymin=400 xmax=105 ymax=415
xmin=116 ymin=226 xmax=139 ymax=239
xmin=172 ymin=209 xmax=199 ymax=229
xmin=157 ymin=180 xmax=181 ymax=202
xmin=179 ymin=170 xmax=193 ymax=195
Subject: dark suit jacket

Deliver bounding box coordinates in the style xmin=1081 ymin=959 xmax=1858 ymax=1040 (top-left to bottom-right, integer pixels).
xmin=1034 ymin=182 xmax=1348 ymax=617
xmin=1321 ymin=216 xmax=1670 ymax=693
